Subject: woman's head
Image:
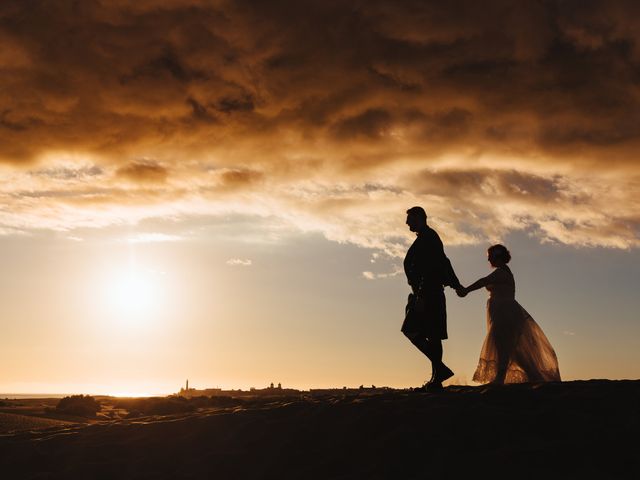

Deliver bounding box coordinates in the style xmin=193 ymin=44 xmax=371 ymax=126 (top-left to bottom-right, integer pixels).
xmin=487 ymin=244 xmax=511 ymax=266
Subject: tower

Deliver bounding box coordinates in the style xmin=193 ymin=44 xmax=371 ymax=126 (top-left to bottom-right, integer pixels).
xmin=186 ymin=379 xmax=189 ymax=391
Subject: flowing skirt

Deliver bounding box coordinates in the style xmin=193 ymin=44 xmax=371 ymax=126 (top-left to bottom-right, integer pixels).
xmin=473 ymin=298 xmax=561 ymax=384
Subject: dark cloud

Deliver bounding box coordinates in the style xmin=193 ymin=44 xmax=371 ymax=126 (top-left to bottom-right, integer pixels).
xmin=219 ymin=168 xmax=264 ymax=187
xmin=0 ymin=0 xmax=638 ymax=165
xmin=116 ymin=161 xmax=168 ymax=183
xmin=0 ymin=0 xmax=638 ymax=248
xmin=215 ymin=94 xmax=255 ymax=114
xmin=413 ymin=169 xmax=564 ymax=203
xmin=187 ymin=97 xmax=217 ymax=123
xmin=330 ymin=108 xmax=392 ymax=140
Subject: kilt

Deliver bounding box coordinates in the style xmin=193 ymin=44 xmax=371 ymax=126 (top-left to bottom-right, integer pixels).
xmin=401 ymin=289 xmax=448 ymax=340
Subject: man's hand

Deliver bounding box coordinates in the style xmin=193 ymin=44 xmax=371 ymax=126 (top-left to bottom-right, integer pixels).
xmin=456 ymin=287 xmax=468 ymax=298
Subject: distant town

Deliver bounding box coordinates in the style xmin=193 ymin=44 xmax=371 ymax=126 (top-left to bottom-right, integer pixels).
xmin=177 ymin=380 xmax=395 ymax=398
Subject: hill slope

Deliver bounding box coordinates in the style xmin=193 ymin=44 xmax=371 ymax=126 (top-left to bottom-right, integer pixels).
xmin=1 ymin=380 xmax=638 ymax=479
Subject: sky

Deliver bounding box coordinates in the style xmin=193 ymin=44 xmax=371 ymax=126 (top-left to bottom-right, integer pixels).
xmin=0 ymin=0 xmax=639 ymax=395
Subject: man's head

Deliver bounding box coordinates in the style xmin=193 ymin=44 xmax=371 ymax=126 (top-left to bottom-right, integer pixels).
xmin=406 ymin=206 xmax=427 ymax=232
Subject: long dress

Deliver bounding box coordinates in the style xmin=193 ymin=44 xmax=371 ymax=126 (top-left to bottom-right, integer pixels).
xmin=472 ymin=266 xmax=561 ymax=384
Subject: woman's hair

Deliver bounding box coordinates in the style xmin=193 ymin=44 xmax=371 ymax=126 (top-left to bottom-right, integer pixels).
xmin=488 ymin=244 xmax=511 ymax=264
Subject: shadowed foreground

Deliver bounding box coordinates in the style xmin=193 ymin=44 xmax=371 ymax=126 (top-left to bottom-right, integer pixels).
xmin=1 ymin=380 xmax=638 ymax=479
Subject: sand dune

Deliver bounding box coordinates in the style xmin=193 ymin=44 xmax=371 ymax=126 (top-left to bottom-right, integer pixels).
xmin=1 ymin=380 xmax=638 ymax=479
xmin=0 ymin=412 xmax=73 ymax=434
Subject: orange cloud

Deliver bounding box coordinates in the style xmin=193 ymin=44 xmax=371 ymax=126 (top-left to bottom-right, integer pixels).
xmin=116 ymin=162 xmax=168 ymax=184
xmin=0 ymin=0 xmax=637 ymax=251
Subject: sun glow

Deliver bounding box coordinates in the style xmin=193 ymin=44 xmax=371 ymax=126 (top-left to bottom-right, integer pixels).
xmin=105 ymin=268 xmax=163 ymax=326
xmin=113 ymin=273 xmax=153 ymax=313
xmin=109 ymin=391 xmax=157 ymax=398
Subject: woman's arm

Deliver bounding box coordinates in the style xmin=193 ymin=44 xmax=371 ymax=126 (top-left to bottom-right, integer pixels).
xmin=457 ymin=269 xmax=499 ymax=297
xmin=460 ymin=277 xmax=489 ymax=296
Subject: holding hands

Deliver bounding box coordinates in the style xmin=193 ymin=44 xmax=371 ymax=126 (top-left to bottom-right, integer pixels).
xmin=454 ymin=277 xmax=485 ymax=298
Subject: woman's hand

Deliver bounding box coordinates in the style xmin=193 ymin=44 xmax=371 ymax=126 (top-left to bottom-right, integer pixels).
xmin=456 ymin=286 xmax=468 ymax=298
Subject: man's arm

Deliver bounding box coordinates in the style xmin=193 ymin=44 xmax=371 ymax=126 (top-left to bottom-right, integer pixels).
xmin=443 ymin=256 xmax=462 ymax=289
xmin=429 ymin=230 xmax=461 ymax=289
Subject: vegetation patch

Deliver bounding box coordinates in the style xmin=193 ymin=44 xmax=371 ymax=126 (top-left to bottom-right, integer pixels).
xmin=55 ymin=395 xmax=101 ymax=417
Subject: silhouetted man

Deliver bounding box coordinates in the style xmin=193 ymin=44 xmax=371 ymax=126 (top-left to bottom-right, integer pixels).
xmin=402 ymin=206 xmax=461 ymax=392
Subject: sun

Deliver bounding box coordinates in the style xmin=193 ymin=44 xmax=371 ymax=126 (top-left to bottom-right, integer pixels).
xmin=112 ymin=274 xmax=153 ymax=314
xmin=105 ymin=269 xmax=159 ymax=325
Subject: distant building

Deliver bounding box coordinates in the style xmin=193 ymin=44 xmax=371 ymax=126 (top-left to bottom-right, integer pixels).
xmin=309 ymin=385 xmax=392 ymax=396
xmin=177 ymin=381 xmax=397 ymax=398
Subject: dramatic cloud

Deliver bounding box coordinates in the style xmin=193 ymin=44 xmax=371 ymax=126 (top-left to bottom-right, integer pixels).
xmin=0 ymin=0 xmax=638 ymax=251
xmin=116 ymin=162 xmax=169 ymax=184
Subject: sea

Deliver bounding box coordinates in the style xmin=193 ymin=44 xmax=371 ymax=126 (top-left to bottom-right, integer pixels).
xmin=1 ymin=393 xmax=70 ymax=399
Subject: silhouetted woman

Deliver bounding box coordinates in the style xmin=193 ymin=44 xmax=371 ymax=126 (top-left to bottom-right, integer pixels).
xmin=457 ymin=245 xmax=561 ymax=384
